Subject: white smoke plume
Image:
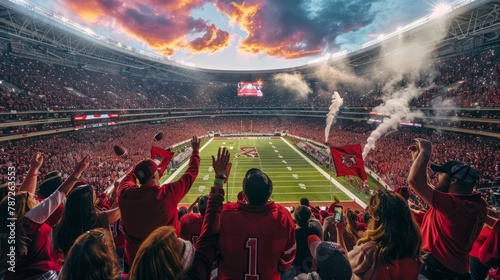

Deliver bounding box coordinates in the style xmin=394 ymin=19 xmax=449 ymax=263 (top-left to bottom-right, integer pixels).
xmin=315 ymin=60 xmax=372 ymax=91
xmin=273 ymin=72 xmax=312 ymax=97
xmin=362 ymin=85 xmax=423 ymax=158
xmin=325 ymin=91 xmax=344 ymax=142
xmin=362 ymin=15 xmax=450 ymax=159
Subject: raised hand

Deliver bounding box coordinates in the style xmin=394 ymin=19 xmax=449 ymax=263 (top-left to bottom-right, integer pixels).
xmin=212 ymin=147 xmax=230 ymax=177
xmin=408 ymin=138 xmax=433 ymax=161
xmin=74 ymin=155 xmax=90 ymax=177
xmin=191 ymin=136 xmax=200 ymax=152
xmin=29 ymin=152 xmax=43 ymax=171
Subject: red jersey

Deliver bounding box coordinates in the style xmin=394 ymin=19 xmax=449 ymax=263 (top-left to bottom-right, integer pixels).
xmin=217 ymin=201 xmax=296 ymax=280
xmin=478 ymin=219 xmax=500 ymax=268
xmin=118 ymin=152 xmax=199 ymax=265
xmin=179 ymin=213 xmax=203 ymax=244
xmin=421 ymin=190 xmax=487 ymax=274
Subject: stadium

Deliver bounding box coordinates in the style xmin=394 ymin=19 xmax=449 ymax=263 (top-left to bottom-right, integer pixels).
xmin=0 ymin=0 xmax=499 ymax=279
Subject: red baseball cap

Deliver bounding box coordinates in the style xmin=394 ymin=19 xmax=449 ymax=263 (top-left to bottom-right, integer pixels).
xmin=134 ymin=159 xmax=158 ymax=184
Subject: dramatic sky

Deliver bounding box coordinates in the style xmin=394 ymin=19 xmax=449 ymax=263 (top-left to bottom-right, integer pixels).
xmin=31 ymin=0 xmax=438 ymax=70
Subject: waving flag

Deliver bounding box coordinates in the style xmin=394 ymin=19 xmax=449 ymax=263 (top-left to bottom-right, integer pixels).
xmin=329 ymin=144 xmax=367 ymax=181
xmin=151 ymin=146 xmax=175 ymax=177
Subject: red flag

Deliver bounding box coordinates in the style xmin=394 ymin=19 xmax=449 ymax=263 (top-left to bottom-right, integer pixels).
xmin=329 ymin=144 xmax=367 ymax=181
xmin=151 ymin=146 xmax=175 ymax=178
xmin=224 ymin=163 xmax=232 ymax=183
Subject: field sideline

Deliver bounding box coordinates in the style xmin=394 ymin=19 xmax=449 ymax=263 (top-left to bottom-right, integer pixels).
xmin=161 ymin=137 xmax=378 ymax=208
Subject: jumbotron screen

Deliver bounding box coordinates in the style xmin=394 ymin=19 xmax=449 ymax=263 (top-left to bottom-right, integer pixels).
xmin=237 ymin=81 xmax=263 ymax=97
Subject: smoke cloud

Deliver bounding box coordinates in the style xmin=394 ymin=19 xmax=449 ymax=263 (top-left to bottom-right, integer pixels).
xmin=362 ymin=15 xmax=450 ymax=159
xmin=325 ymin=91 xmax=344 ymax=142
xmin=273 ymin=72 xmax=312 ymax=97
xmin=362 ymin=85 xmax=423 ymax=158
xmin=315 ymin=59 xmax=372 ymax=91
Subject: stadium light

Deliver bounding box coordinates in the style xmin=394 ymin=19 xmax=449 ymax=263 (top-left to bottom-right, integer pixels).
xmin=432 ymin=3 xmax=452 ymax=17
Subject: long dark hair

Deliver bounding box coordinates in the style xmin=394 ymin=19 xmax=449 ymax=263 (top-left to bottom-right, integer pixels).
xmin=357 ymin=189 xmax=422 ymax=265
xmin=52 ymin=185 xmax=102 ymax=256
xmin=0 ymin=192 xmax=38 ymax=263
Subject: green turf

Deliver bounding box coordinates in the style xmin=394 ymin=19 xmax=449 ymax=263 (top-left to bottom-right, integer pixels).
xmin=161 ymin=137 xmax=380 ymax=204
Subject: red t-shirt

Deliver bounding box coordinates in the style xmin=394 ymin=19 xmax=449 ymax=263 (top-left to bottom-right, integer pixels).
xmin=478 ymin=219 xmax=500 ymax=268
xmin=375 ymin=258 xmax=421 ymax=280
xmin=412 ymin=210 xmax=425 ymax=227
xmin=118 ymin=152 xmax=199 ymax=265
xmin=179 ymin=213 xmax=203 ymax=244
xmin=421 ymin=190 xmax=487 ymax=274
xmin=217 ymin=201 xmax=296 ymax=280
xmin=470 ymin=226 xmax=492 ymax=258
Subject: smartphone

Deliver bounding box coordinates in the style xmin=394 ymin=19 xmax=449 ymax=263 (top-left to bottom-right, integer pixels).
xmin=334 ymin=205 xmax=343 ymax=223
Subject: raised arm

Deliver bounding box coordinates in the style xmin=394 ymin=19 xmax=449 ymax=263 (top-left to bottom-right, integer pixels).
xmin=188 ymin=147 xmax=230 ymax=280
xmin=187 ymin=196 xmax=202 ymax=213
xmin=407 ymin=138 xmax=435 ymax=205
xmin=335 ymin=217 xmax=348 ymax=253
xmin=57 ymin=155 xmax=90 ymax=196
xmin=24 ymin=155 xmax=90 ymax=224
xmin=104 ymin=207 xmax=121 ymax=224
xmin=165 ymin=136 xmax=201 ymax=202
xmin=19 ymin=152 xmax=43 ymax=194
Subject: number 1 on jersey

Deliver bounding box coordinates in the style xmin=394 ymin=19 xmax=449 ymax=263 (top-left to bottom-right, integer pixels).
xmin=245 ymin=238 xmax=259 ymax=280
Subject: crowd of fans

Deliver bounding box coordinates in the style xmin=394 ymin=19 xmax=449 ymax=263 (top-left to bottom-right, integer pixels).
xmin=1 ymin=134 xmax=498 ymax=279
xmin=0 ymin=117 xmax=498 ymax=197
xmin=0 ymin=120 xmax=207 ymax=192
xmin=1 ymin=47 xmax=499 ymax=113
xmin=0 ymin=36 xmax=499 ymax=280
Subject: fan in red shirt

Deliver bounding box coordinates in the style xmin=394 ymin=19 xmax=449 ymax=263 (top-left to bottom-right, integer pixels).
xmin=179 ymin=195 xmax=208 ymax=244
xmin=479 ymin=218 xmax=500 ymax=266
xmin=407 ymin=138 xmax=488 ymax=280
xmin=217 ymin=168 xmax=296 ymax=280
xmin=470 ymin=214 xmax=498 ymax=280
xmin=118 ymin=136 xmax=200 ymax=267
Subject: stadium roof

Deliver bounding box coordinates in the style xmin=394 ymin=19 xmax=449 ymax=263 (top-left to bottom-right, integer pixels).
xmin=0 ymin=0 xmax=499 ymax=83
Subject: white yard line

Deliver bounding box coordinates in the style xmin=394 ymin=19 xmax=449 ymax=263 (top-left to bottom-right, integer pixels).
xmin=280 ymin=137 xmax=367 ymax=209
xmin=164 ymin=138 xmax=214 ymax=184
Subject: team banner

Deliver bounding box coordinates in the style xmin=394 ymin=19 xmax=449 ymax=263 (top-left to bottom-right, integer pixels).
xmin=151 ymin=146 xmax=175 ymax=177
xmin=329 ymin=144 xmax=367 ymax=181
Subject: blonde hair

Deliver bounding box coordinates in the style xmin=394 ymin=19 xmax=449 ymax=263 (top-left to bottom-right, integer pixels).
xmin=58 ymin=228 xmax=120 ymax=280
xmin=357 ymin=189 xmax=422 ymax=265
xmin=130 ymin=226 xmax=184 ymax=280
xmin=345 ymin=209 xmax=363 ymax=242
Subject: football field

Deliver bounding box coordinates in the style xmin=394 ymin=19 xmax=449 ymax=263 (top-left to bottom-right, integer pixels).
xmin=162 ymin=137 xmax=370 ymax=206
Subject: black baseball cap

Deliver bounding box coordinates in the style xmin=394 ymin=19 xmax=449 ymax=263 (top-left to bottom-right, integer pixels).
xmin=430 ymin=161 xmax=479 ymax=184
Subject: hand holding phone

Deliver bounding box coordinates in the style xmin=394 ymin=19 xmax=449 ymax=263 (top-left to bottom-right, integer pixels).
xmin=334 ymin=205 xmax=343 ymax=223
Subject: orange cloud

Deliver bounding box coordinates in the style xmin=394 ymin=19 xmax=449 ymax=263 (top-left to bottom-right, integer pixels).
xmin=58 ymin=0 xmax=375 ymax=60
xmin=59 ymin=0 xmax=229 ymax=56
xmin=213 ymin=0 xmax=374 ymax=59
xmin=62 ymin=0 xmax=110 ymax=22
